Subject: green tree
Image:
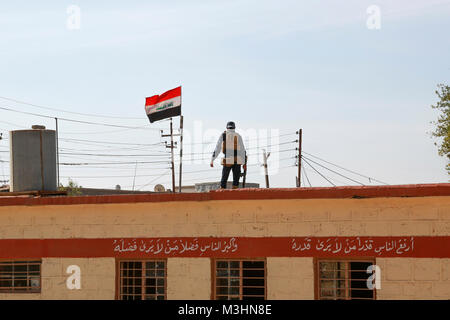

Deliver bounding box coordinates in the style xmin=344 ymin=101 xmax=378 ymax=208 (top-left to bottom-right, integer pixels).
xmin=58 ymin=178 xmax=83 ymax=196
xmin=431 ymin=84 xmax=450 ymax=174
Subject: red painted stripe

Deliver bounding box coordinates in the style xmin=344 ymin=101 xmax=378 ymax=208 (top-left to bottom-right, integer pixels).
xmin=0 ymin=237 xmax=448 ymax=258
xmin=0 ymin=184 xmax=449 ymax=207
xmin=145 ymin=86 xmax=181 ymax=106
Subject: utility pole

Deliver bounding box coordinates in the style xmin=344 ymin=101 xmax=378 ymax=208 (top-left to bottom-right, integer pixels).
xmin=178 ymin=115 xmax=184 ymax=193
xmin=296 ymin=129 xmax=302 ymax=187
xmin=161 ymin=118 xmax=180 ymax=193
xmin=132 ymin=161 xmax=138 ymax=191
xmin=55 ymin=117 xmax=60 ymax=188
xmin=262 ymin=149 xmax=270 ymax=188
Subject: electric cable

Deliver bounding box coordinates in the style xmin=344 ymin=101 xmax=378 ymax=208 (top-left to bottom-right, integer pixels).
xmin=301 ymin=157 xmax=336 ymax=187
xmin=303 ymin=151 xmax=389 ymax=185
xmin=0 ymin=95 xmax=145 ymax=120
xmin=301 ymin=155 xmax=365 ymax=186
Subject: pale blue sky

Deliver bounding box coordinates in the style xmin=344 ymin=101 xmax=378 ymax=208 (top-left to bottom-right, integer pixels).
xmin=0 ymin=0 xmax=449 ymax=190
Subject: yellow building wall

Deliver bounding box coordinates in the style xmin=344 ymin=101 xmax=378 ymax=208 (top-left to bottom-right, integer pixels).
xmin=267 ymin=257 xmax=314 ymax=300
xmin=167 ymin=258 xmax=211 ymax=300
xmin=0 ymin=196 xmax=448 ymax=239
xmin=376 ymin=258 xmax=450 ymax=300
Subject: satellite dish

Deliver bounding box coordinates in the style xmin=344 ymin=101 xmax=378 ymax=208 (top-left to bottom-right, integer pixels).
xmin=154 ymin=184 xmax=166 ymax=193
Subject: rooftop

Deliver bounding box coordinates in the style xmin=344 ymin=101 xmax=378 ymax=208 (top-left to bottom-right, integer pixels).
xmin=0 ymin=183 xmax=448 ymax=207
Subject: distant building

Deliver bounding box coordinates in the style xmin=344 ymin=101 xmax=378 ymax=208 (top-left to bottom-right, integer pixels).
xmin=77 ymin=188 xmax=153 ymax=196
xmin=0 ymin=185 xmax=153 ymax=196
xmin=174 ymin=181 xmax=260 ymax=193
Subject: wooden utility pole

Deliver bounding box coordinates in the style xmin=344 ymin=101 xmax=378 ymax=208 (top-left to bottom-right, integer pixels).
xmin=262 ymin=149 xmax=270 ymax=188
xmin=242 ymin=154 xmax=248 ymax=188
xmin=132 ymin=161 xmax=138 ymax=191
xmin=296 ymin=129 xmax=302 ymax=187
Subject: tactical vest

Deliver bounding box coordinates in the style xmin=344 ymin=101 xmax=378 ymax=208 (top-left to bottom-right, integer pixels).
xmin=221 ymin=131 xmax=243 ymax=166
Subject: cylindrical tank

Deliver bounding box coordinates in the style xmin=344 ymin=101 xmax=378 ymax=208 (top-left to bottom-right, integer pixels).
xmin=10 ymin=126 xmax=57 ymax=192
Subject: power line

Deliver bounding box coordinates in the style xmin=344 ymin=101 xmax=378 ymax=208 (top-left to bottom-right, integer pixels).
xmin=181 ymin=147 xmax=297 ymax=158
xmin=302 ymin=151 xmax=389 ymax=185
xmin=0 ymin=120 xmax=28 ymax=128
xmin=1 ymin=125 xmax=297 ymax=150
xmin=64 ymin=161 xmax=296 ymax=181
xmin=137 ymin=170 xmax=172 ymax=191
xmin=164 ymin=132 xmax=297 ymax=148
xmin=246 ymin=140 xmax=297 ymax=151
xmin=301 ymin=157 xmax=336 ymax=187
xmin=58 ymin=127 xmax=149 ymax=135
xmin=60 ymin=160 xmax=170 ymax=165
xmin=59 ymin=152 xmax=170 ymax=157
xmin=301 ymin=155 xmax=365 ymax=186
xmin=61 ymin=172 xmax=173 ymax=179
xmin=127 ymin=163 xmax=296 ymax=189
xmin=302 ymin=159 xmax=312 ymax=187
xmin=59 ymin=137 xmax=164 ymax=147
xmin=0 ymin=105 xmax=161 ymax=131
xmin=0 ymin=95 xmax=145 ymax=120
xmin=59 ymin=138 xmax=162 ymax=146
xmin=0 ymin=144 xmax=296 ymax=160
xmin=59 ymin=145 xmax=167 ymax=153
xmin=58 ymin=155 xmax=293 ymax=171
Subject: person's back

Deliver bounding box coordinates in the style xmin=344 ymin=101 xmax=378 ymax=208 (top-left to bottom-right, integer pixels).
xmin=210 ymin=121 xmax=246 ymax=189
xmin=222 ymin=129 xmax=245 ymax=166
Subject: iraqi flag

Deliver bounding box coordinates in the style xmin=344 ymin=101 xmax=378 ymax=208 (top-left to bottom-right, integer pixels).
xmin=145 ymin=86 xmax=181 ymax=123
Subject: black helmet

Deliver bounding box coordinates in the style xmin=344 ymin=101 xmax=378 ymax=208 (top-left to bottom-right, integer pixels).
xmin=226 ymin=121 xmax=236 ymax=129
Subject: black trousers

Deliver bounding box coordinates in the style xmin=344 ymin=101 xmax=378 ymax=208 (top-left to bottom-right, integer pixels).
xmin=220 ymin=164 xmax=241 ymax=189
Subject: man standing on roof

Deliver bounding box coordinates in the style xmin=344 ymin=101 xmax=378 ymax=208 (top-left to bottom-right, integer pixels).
xmin=210 ymin=121 xmax=247 ymax=189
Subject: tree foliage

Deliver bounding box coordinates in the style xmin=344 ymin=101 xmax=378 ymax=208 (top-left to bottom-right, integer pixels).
xmin=431 ymin=84 xmax=450 ymax=173
xmin=58 ymin=178 xmax=83 ymax=196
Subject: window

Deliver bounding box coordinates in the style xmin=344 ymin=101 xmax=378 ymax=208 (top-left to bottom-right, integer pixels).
xmin=214 ymin=260 xmax=266 ymax=300
xmin=316 ymin=259 xmax=375 ymax=300
xmin=0 ymin=260 xmax=41 ymax=293
xmin=118 ymin=260 xmax=166 ymax=300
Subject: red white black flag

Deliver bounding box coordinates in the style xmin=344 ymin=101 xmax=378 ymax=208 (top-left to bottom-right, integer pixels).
xmin=145 ymin=86 xmax=181 ymax=123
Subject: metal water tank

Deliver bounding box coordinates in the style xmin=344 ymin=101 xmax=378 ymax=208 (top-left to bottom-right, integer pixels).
xmin=10 ymin=126 xmax=57 ymax=192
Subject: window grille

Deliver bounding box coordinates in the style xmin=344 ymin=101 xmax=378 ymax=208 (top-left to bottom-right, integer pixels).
xmin=118 ymin=260 xmax=166 ymax=300
xmin=0 ymin=260 xmax=41 ymax=293
xmin=317 ymin=260 xmax=376 ymax=300
xmin=214 ymin=259 xmax=266 ymax=300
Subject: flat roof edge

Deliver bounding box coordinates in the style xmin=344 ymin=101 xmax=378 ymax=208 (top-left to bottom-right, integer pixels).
xmin=0 ymin=183 xmax=449 ymax=207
